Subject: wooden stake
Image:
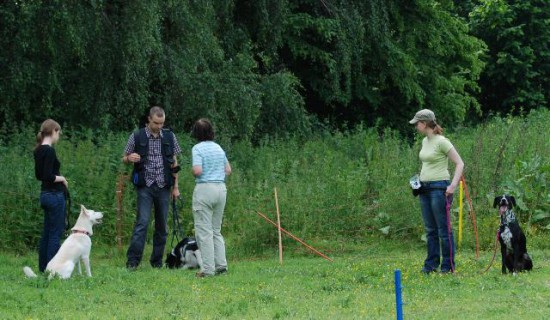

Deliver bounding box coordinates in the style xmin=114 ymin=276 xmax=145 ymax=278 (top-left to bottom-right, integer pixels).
xmin=274 ymin=188 xmax=283 ymax=264
xmin=257 ymin=210 xmax=333 ymax=262
xmin=461 ymin=175 xmax=479 ymax=258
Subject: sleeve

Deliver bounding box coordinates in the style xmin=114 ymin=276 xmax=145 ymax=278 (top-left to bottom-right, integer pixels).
xmin=172 ymin=133 xmax=182 ymax=155
xmin=41 ymin=147 xmax=57 ymax=183
xmin=439 ymin=137 xmax=454 ymax=154
xmin=124 ymin=133 xmax=135 ymax=155
xmin=192 ymin=145 xmax=202 ymax=167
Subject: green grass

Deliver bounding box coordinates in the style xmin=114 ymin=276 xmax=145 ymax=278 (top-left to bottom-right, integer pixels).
xmin=3 ymin=240 xmax=549 ymax=319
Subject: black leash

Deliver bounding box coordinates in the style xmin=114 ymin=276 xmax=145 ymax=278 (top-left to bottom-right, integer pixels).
xmin=64 ymin=188 xmax=72 ymax=232
xmin=170 ymin=197 xmax=185 ymax=247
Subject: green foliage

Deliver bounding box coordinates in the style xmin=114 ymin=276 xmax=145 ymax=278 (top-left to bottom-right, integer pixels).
xmin=236 ymin=0 xmax=486 ymax=132
xmin=0 ymin=0 xmax=491 ymax=139
xmin=501 ymin=155 xmax=550 ymax=228
xmin=470 ymin=0 xmax=550 ymax=112
xmin=2 ymin=110 xmax=549 ymax=256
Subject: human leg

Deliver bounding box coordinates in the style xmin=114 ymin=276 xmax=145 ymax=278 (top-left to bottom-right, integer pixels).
xmin=420 ymin=191 xmax=440 ymax=272
xmin=212 ymin=184 xmax=227 ymax=272
xmin=39 ymin=192 xmax=66 ymax=272
xmin=150 ymin=185 xmax=170 ymax=267
xmin=434 ymin=194 xmax=455 ymax=272
xmin=193 ymin=184 xmax=215 ymax=275
xmin=126 ymin=187 xmax=153 ymax=267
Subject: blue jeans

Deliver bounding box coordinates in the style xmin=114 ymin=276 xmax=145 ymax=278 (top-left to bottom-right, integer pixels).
xmin=419 ymin=180 xmax=455 ymax=272
xmin=39 ymin=191 xmax=66 ymax=272
xmin=126 ymin=184 xmax=170 ymax=267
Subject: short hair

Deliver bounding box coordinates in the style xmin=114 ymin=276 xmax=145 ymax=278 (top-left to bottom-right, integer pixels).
xmin=192 ymin=118 xmax=215 ymax=141
xmin=149 ymin=106 xmax=165 ymax=118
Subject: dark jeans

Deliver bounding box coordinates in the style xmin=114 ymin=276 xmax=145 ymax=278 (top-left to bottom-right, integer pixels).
xmin=419 ymin=180 xmax=455 ymax=272
xmin=126 ymin=184 xmax=170 ymax=267
xmin=39 ymin=191 xmax=66 ymax=272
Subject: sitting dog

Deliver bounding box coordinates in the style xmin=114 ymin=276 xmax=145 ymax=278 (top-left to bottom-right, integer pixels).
xmin=24 ymin=205 xmax=103 ymax=279
xmin=493 ymin=195 xmax=533 ymax=274
xmin=165 ymin=237 xmax=202 ymax=270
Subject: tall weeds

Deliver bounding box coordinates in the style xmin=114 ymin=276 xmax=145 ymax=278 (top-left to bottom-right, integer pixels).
xmin=1 ymin=109 xmax=549 ymax=255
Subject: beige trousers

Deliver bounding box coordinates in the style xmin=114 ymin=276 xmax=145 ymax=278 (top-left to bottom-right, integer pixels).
xmin=192 ymin=183 xmax=227 ymax=275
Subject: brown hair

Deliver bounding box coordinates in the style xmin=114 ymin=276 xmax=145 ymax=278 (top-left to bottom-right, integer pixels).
xmin=149 ymin=106 xmax=165 ymax=118
xmin=191 ymin=118 xmax=215 ymax=142
xmin=425 ymin=120 xmax=443 ymax=135
xmin=35 ymin=119 xmax=61 ymax=150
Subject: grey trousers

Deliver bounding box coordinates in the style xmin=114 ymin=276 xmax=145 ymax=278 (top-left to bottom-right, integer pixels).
xmin=192 ymin=183 xmax=228 ymax=275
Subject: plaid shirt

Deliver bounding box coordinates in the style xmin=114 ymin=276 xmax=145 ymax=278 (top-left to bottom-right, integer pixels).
xmin=124 ymin=127 xmax=181 ymax=188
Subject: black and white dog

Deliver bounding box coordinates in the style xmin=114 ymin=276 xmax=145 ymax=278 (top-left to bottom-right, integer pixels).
xmin=493 ymin=195 xmax=533 ymax=274
xmin=165 ymin=237 xmax=203 ymax=269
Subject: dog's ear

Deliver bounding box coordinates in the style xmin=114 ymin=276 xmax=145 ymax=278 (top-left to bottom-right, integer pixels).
xmin=509 ymin=196 xmax=516 ymax=208
xmin=80 ymin=205 xmax=89 ymax=216
xmin=493 ymin=196 xmax=502 ymax=208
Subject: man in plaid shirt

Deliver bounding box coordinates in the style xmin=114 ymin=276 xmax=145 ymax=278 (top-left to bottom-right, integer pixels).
xmin=122 ymin=106 xmax=181 ymax=269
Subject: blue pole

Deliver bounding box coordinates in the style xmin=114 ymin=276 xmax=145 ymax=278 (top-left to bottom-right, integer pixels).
xmin=394 ymin=269 xmax=403 ymax=320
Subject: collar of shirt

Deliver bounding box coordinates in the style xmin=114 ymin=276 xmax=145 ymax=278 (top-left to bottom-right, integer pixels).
xmin=145 ymin=126 xmax=163 ymax=139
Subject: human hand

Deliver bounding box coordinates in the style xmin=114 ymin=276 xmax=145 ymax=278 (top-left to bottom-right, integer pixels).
xmin=127 ymin=153 xmax=141 ymax=163
xmin=445 ymin=184 xmax=455 ymax=197
xmin=172 ymin=188 xmax=180 ymax=199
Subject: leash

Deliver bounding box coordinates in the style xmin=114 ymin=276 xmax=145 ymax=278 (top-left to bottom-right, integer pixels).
xmin=445 ymin=196 xmax=455 ymax=273
xmin=170 ymin=197 xmax=185 ymax=247
xmin=64 ymin=188 xmax=72 ymax=232
xmin=481 ymin=230 xmax=500 ymax=274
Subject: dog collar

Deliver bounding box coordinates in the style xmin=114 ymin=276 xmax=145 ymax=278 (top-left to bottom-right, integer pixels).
xmin=72 ymin=229 xmax=91 ymax=236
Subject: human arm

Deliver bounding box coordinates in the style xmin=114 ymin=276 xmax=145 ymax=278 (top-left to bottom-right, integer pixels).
xmin=225 ymin=162 xmax=232 ymax=176
xmin=171 ymin=155 xmax=180 ymax=198
xmin=445 ymin=147 xmax=464 ymax=196
xmin=192 ymin=165 xmax=202 ymax=177
xmin=121 ymin=133 xmax=140 ymax=164
xmin=42 ymin=147 xmax=68 ymax=188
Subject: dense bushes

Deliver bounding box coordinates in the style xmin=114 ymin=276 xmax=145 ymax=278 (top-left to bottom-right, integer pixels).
xmin=2 ymin=110 xmax=549 ymax=255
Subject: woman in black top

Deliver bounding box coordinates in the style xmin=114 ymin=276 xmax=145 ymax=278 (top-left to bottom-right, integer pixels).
xmin=34 ymin=119 xmax=68 ymax=272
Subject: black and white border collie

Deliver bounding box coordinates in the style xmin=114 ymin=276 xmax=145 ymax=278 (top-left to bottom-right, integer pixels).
xmin=165 ymin=237 xmax=203 ymax=270
xmin=493 ymin=195 xmax=533 ymax=274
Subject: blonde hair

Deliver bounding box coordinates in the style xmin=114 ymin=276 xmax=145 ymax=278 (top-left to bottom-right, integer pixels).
xmin=35 ymin=119 xmax=61 ymax=150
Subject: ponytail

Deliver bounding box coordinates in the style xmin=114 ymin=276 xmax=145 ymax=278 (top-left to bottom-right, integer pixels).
xmin=426 ymin=120 xmax=444 ymax=135
xmin=34 ymin=119 xmax=61 ymax=150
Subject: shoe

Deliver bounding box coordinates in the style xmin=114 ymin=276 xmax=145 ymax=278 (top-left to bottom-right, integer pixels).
xmin=195 ymin=272 xmax=214 ymax=278
xmin=421 ymin=268 xmax=436 ymax=274
xmin=151 ymin=263 xmax=163 ymax=269
xmin=126 ymin=263 xmax=139 ymax=271
xmin=215 ymin=268 xmax=228 ymax=275
xmin=440 ymin=269 xmax=453 ymax=274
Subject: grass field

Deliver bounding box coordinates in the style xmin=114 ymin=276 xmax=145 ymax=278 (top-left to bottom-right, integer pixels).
xmin=2 ymin=240 xmax=549 ymax=319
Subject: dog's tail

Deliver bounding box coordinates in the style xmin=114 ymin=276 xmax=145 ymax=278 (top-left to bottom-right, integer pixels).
xmin=23 ymin=266 xmax=38 ymax=278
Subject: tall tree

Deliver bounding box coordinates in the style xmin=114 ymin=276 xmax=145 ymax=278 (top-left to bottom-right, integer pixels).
xmin=470 ymin=0 xmax=550 ymax=113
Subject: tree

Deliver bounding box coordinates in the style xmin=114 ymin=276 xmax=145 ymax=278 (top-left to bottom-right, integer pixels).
xmin=470 ymin=0 xmax=550 ymax=113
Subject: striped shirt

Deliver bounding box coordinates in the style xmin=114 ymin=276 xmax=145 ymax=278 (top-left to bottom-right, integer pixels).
xmin=124 ymin=127 xmax=181 ymax=187
xmin=192 ymin=141 xmax=228 ymax=183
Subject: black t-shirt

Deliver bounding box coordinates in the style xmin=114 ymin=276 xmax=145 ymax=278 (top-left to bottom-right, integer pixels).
xmin=34 ymin=144 xmax=63 ymax=192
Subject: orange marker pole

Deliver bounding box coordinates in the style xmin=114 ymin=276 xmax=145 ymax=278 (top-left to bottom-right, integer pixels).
xmin=461 ymin=175 xmax=479 ymax=258
xmin=257 ymin=211 xmax=333 ymax=262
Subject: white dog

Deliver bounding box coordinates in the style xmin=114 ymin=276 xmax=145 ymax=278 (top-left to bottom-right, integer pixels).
xmin=24 ymin=205 xmax=103 ymax=279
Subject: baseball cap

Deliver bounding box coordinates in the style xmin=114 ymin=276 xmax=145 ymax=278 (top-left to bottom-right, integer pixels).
xmin=409 ymin=109 xmax=436 ymax=124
